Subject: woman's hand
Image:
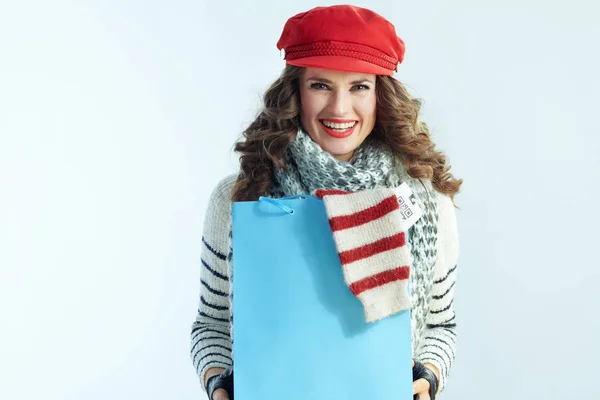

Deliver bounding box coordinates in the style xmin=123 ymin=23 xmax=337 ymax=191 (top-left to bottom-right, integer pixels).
xmin=206 ymin=366 xmax=234 ymax=400
xmin=211 ymin=388 xmax=230 ymax=400
xmin=413 ymin=378 xmax=431 ymax=400
xmin=412 ymin=360 xmax=440 ymax=400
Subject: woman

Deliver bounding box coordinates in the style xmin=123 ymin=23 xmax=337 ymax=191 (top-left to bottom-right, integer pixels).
xmin=190 ymin=5 xmax=462 ymax=400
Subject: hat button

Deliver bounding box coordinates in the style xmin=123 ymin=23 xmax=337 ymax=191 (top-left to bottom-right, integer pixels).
xmin=280 ymin=48 xmax=286 ymax=59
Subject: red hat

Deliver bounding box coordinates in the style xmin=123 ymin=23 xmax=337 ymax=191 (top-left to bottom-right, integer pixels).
xmin=276 ymin=5 xmax=405 ymax=76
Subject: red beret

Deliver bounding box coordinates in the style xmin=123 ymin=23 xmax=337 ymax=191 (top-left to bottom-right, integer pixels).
xmin=276 ymin=5 xmax=405 ymax=76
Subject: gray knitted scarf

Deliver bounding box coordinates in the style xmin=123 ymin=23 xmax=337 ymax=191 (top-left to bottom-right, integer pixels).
xmin=272 ymin=128 xmax=440 ymax=348
xmin=273 ymin=129 xmax=401 ymax=195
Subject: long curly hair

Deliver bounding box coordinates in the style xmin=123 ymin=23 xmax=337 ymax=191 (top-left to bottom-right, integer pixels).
xmin=231 ymin=65 xmax=463 ymax=207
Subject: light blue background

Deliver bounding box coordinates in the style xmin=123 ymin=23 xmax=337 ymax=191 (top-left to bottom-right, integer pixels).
xmin=1 ymin=1 xmax=598 ymax=399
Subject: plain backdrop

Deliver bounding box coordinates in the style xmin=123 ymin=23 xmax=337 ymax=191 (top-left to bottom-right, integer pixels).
xmin=1 ymin=0 xmax=599 ymax=399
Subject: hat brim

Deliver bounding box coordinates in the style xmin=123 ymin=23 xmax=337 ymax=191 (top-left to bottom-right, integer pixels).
xmin=286 ymin=55 xmax=394 ymax=76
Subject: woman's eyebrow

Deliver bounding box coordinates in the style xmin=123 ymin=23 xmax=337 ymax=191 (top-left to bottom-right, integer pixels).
xmin=306 ymin=77 xmax=332 ymax=83
xmin=305 ymin=77 xmax=374 ymax=85
xmin=349 ymin=79 xmax=374 ymax=85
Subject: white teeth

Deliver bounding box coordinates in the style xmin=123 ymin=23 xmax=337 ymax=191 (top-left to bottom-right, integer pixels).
xmin=322 ymin=120 xmax=356 ymax=129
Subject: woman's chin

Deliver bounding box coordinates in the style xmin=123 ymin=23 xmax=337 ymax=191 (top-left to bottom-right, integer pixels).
xmin=320 ymin=141 xmax=358 ymax=161
xmin=306 ymin=127 xmax=367 ymax=161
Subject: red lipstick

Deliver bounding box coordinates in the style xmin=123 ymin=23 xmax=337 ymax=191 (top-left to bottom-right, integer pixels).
xmin=319 ymin=120 xmax=358 ymax=139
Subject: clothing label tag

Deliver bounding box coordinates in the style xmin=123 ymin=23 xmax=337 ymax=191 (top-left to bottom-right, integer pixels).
xmin=394 ymin=182 xmax=423 ymax=230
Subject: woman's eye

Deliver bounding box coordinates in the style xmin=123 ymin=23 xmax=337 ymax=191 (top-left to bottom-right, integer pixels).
xmin=309 ymin=83 xmax=370 ymax=91
xmin=310 ymin=83 xmax=330 ymax=90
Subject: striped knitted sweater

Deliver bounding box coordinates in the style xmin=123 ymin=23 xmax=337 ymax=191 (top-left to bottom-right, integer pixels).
xmin=190 ymin=174 xmax=460 ymax=394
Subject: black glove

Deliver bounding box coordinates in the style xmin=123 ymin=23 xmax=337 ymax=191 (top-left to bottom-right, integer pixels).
xmin=412 ymin=360 xmax=438 ymax=400
xmin=206 ymin=366 xmax=234 ymax=400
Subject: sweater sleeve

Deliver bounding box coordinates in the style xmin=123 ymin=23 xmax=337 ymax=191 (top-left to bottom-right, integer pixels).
xmin=414 ymin=193 xmax=460 ymax=394
xmin=189 ymin=175 xmax=237 ymax=390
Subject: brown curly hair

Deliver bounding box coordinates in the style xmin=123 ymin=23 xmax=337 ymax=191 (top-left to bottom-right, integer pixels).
xmin=231 ymin=65 xmax=463 ymax=207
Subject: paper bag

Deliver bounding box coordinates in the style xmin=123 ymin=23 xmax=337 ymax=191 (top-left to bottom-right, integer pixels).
xmin=232 ymin=195 xmax=413 ymax=399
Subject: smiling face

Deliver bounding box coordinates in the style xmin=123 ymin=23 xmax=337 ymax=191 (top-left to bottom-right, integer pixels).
xmin=298 ymin=67 xmax=377 ymax=162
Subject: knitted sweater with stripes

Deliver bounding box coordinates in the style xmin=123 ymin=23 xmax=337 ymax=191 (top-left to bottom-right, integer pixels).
xmin=190 ymin=135 xmax=460 ymax=394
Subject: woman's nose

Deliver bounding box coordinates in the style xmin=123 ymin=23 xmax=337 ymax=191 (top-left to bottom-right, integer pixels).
xmin=329 ymin=90 xmax=350 ymax=116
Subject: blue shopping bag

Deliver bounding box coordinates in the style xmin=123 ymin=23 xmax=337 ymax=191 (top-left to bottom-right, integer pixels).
xmin=232 ymin=194 xmax=413 ymax=399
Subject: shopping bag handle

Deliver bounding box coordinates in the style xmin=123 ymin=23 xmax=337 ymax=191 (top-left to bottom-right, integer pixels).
xmin=258 ymin=194 xmax=315 ymax=215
